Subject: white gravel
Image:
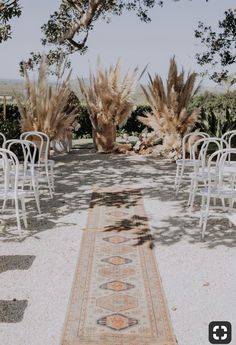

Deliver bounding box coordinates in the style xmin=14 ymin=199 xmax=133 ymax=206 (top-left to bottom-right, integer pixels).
xmin=0 ymin=148 xmax=235 ymax=345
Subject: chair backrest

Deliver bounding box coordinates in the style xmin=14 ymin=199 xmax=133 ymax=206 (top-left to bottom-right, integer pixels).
xmin=181 ymin=132 xmax=210 ymax=160
xmin=0 ymin=148 xmax=19 ymax=194
xmin=192 ymin=137 xmax=228 ymax=175
xmin=207 ymin=148 xmax=236 ymax=188
xmin=20 ymin=131 xmax=50 ymax=164
xmin=221 ymin=130 xmax=236 ymax=147
xmin=0 ymin=132 xmax=6 ymax=148
xmin=221 ymin=130 xmax=236 ymax=162
xmin=3 ymin=139 xmax=38 ymax=176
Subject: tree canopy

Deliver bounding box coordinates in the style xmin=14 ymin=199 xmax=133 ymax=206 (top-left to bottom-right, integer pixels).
xmin=1 ymin=0 xmax=209 ymax=73
xmin=20 ymin=0 xmax=177 ymax=72
xmin=195 ymin=9 xmax=236 ymax=84
xmin=0 ymin=0 xmax=21 ymax=43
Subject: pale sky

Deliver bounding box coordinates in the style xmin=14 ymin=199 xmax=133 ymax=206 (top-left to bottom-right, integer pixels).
xmin=0 ymin=0 xmax=235 ymax=84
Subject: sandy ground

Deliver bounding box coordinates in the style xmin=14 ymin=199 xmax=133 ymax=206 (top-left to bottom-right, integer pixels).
xmin=0 ymin=146 xmax=235 ymax=345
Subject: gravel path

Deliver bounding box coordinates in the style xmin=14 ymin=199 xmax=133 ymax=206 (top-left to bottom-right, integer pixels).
xmin=0 ymin=148 xmax=235 ymax=345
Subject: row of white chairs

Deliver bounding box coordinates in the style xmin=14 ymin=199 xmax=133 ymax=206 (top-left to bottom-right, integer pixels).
xmin=0 ymin=131 xmax=55 ymax=237
xmin=175 ymin=130 xmax=236 ymax=238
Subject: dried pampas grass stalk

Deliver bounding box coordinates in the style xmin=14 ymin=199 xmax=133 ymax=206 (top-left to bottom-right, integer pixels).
xmin=138 ymin=57 xmax=199 ymax=159
xmin=15 ymin=57 xmax=77 ymax=140
xmin=78 ymin=60 xmax=143 ymax=152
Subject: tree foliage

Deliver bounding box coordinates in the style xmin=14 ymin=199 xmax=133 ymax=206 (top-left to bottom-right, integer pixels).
xmin=20 ymin=0 xmax=207 ymax=72
xmin=195 ymin=9 xmax=236 ymax=83
xmin=0 ymin=0 xmax=209 ymax=73
xmin=0 ymin=0 xmax=21 ymax=43
xmin=20 ymin=0 xmax=164 ymax=71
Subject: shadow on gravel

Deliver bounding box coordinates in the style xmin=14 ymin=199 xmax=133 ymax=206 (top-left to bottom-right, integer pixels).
xmin=0 ymin=255 xmax=35 ymax=274
xmin=0 ymin=300 xmax=28 ymax=323
xmin=1 ymin=147 xmax=235 ymax=248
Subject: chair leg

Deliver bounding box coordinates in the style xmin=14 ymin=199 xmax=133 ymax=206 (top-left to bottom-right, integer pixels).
xmin=31 ymin=177 xmax=41 ymax=214
xmin=202 ymin=196 xmax=210 ymax=239
xmin=199 ymin=195 xmax=205 ymax=227
xmin=176 ymin=165 xmax=184 ymax=195
xmin=14 ymin=197 xmax=22 ymax=237
xmin=2 ymin=198 xmax=7 ymax=213
xmin=175 ymin=165 xmax=180 ymax=190
xmin=45 ymin=166 xmax=53 ymax=198
xmin=188 ymin=178 xmax=194 ymax=206
xmin=229 ymin=197 xmax=234 ymax=210
xmin=20 ymin=197 xmax=28 ymax=228
xmin=221 ymin=198 xmax=225 ymax=211
xmin=50 ymin=165 xmax=55 ymax=191
xmin=47 ymin=176 xmax=53 ymax=199
xmin=190 ymin=180 xmax=198 ymax=212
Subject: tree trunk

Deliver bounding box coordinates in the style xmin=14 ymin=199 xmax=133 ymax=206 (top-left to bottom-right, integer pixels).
xmin=92 ymin=123 xmax=116 ymax=153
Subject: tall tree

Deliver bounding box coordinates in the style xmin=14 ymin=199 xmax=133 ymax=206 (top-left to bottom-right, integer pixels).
xmin=20 ymin=0 xmax=208 ymax=72
xmin=0 ymin=0 xmax=208 ymax=72
xmin=195 ymin=9 xmax=236 ymax=84
xmin=0 ymin=0 xmax=21 ymax=43
xmin=21 ymin=0 xmax=164 ymax=72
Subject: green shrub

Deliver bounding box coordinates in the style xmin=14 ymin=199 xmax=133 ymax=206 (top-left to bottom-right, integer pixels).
xmin=0 ymin=103 xmax=22 ymax=156
xmin=122 ymin=105 xmax=151 ymax=135
xmin=189 ymin=91 xmax=236 ymax=114
xmin=4 ymin=94 xmax=236 ymax=142
xmin=0 ymin=103 xmax=21 ymax=140
xmin=196 ymin=108 xmax=236 ymax=138
xmin=72 ymin=104 xmax=152 ymax=139
xmin=189 ymin=91 xmax=236 ymax=137
xmin=73 ymin=105 xmax=93 ymax=138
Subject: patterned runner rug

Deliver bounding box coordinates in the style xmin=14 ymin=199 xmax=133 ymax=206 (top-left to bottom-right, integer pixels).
xmin=61 ymin=187 xmax=177 ymax=345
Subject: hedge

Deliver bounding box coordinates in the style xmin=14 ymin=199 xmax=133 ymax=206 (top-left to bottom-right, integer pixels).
xmin=0 ymin=104 xmax=22 ymax=155
xmin=0 ymin=103 xmax=21 ymax=141
xmin=188 ymin=90 xmax=236 ymax=115
xmin=189 ymin=91 xmax=236 ymax=137
xmin=72 ymin=104 xmax=152 ymax=138
xmin=1 ymin=91 xmax=236 ymax=142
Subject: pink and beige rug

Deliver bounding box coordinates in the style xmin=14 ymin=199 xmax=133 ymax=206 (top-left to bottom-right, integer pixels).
xmin=61 ymin=187 xmax=177 ymax=345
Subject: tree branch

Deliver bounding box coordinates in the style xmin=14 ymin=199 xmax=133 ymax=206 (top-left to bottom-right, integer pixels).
xmin=59 ymin=0 xmax=105 ymax=43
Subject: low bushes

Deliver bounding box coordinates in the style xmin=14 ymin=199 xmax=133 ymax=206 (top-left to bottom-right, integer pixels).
xmin=73 ymin=104 xmax=151 ymax=138
xmin=121 ymin=105 xmax=151 ymax=135
xmin=0 ymin=103 xmax=21 ymax=140
xmin=189 ymin=91 xmax=236 ymax=137
xmin=0 ymin=103 xmax=22 ymax=155
xmin=73 ymin=105 xmax=92 ymax=138
xmin=1 ymin=91 xmax=236 ymax=141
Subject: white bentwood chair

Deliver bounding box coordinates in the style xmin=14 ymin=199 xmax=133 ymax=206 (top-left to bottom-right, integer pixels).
xmin=20 ymin=131 xmax=54 ymax=198
xmin=188 ymin=137 xmax=228 ymax=211
xmin=0 ymin=148 xmax=29 ymax=236
xmin=3 ymin=139 xmax=41 ymax=214
xmin=199 ymin=148 xmax=236 ymax=238
xmin=221 ymin=130 xmax=236 ymax=148
xmin=175 ymin=132 xmax=210 ymax=194
xmin=221 ymin=130 xmax=236 ymax=173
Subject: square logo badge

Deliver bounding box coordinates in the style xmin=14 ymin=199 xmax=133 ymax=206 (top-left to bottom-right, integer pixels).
xmin=209 ymin=321 xmax=232 ymax=344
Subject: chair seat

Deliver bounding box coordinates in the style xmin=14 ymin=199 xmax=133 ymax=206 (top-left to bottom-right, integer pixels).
xmin=223 ymin=165 xmax=236 ymax=177
xmin=40 ymin=159 xmax=54 ymax=167
xmin=0 ymin=189 xmax=29 ymax=199
xmin=27 ymin=159 xmax=54 ymax=167
xmin=190 ymin=170 xmax=218 ymax=181
xmin=200 ymin=186 xmax=236 ymax=198
xmin=176 ymin=159 xmax=202 ymax=166
xmin=10 ymin=169 xmax=40 ymax=178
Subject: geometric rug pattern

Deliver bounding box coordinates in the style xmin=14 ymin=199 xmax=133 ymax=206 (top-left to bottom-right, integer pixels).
xmin=61 ymin=187 xmax=177 ymax=345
